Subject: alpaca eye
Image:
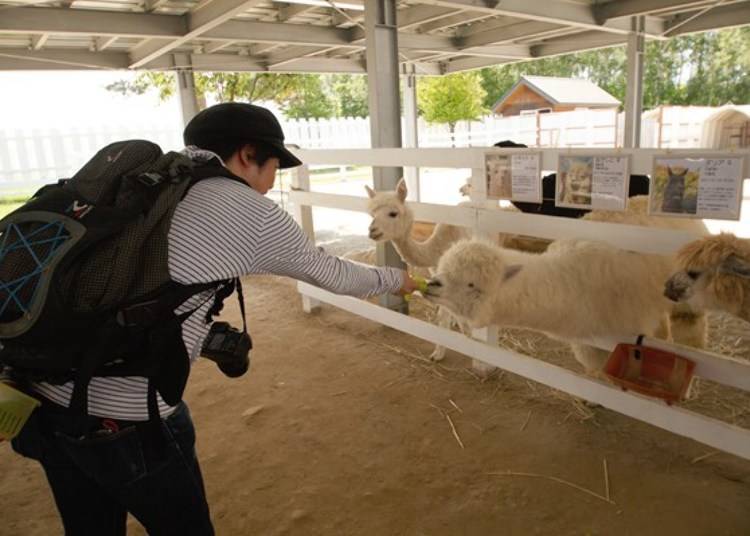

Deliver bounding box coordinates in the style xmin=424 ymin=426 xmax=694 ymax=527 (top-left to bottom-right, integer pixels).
xmin=468 ymin=283 xmax=474 ymax=288
xmin=388 ymin=211 xmax=398 ymax=218
xmin=687 ymin=270 xmax=701 ymax=280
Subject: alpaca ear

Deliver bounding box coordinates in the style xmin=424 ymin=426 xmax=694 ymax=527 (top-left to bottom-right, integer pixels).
xmin=396 ymin=178 xmax=408 ymax=202
xmin=503 ymin=264 xmax=522 ymax=281
xmin=667 ymin=166 xmax=673 ymax=175
xmin=365 ymin=184 xmax=376 ymax=198
xmin=720 ymin=254 xmax=750 ymax=279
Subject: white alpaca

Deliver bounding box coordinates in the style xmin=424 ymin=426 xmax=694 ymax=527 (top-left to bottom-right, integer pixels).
xmin=367 ymin=180 xmax=708 ymax=359
xmin=423 ymin=239 xmax=680 ymax=374
xmin=665 ymin=233 xmax=750 ymax=323
xmin=366 ymin=179 xmax=486 ymax=362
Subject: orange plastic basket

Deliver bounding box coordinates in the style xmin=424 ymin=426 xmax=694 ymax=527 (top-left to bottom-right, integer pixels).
xmin=604 ymin=343 xmax=696 ymax=404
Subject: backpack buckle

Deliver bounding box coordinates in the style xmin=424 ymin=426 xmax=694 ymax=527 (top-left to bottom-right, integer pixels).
xmin=116 ymin=300 xmax=162 ymax=328
xmin=137 ymin=172 xmax=165 ymax=187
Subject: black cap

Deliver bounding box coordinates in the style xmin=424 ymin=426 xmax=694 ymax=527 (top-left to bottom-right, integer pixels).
xmin=183 ymin=102 xmax=302 ymax=169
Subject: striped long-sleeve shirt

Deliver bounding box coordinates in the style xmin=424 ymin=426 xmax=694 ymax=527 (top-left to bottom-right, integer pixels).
xmin=33 ymin=149 xmax=403 ymax=420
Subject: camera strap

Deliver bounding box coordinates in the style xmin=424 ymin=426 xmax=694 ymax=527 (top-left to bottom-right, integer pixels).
xmin=235 ymin=279 xmax=248 ymax=335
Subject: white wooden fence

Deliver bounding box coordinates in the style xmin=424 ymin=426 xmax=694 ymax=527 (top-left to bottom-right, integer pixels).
xmin=282 ymin=107 xmax=710 ymax=150
xmin=289 ymin=147 xmax=750 ymax=460
xmin=0 ymin=125 xmax=183 ymax=193
xmin=0 ymin=106 xmax=717 ymax=194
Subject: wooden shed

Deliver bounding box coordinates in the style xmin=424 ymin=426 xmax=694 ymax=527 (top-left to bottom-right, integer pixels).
xmin=492 ymin=75 xmax=621 ymax=117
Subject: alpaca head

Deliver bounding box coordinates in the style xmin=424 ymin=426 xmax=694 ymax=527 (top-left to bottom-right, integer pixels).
xmin=459 ymin=178 xmax=472 ymax=197
xmin=423 ymin=240 xmax=521 ymax=323
xmin=561 ymin=160 xmax=592 ymax=204
xmin=664 ymin=234 xmax=750 ymax=316
xmin=667 ymin=166 xmax=688 ymax=180
xmin=365 ymin=178 xmax=414 ymax=242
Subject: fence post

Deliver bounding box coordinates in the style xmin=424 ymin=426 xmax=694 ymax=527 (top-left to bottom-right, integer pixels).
xmin=469 ymin=159 xmax=500 ymax=376
xmin=291 ymin=164 xmax=321 ymax=313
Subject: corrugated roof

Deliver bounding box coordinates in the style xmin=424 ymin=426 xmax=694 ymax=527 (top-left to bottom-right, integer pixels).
xmin=493 ymin=75 xmax=621 ymax=112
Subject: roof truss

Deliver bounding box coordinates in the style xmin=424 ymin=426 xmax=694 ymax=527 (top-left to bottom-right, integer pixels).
xmin=0 ymin=0 xmax=746 ymax=74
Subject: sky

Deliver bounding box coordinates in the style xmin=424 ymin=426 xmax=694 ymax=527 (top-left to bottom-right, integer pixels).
xmin=0 ymin=70 xmax=183 ymax=131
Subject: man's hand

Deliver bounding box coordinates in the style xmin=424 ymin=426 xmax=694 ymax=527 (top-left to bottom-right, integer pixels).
xmin=397 ymin=271 xmax=421 ymax=296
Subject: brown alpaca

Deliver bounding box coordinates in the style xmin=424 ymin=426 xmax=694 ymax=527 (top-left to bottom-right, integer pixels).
xmin=665 ymin=234 xmax=750 ymax=322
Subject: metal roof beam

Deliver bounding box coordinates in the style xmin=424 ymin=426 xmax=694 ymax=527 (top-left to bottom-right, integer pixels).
xmin=30 ymin=34 xmax=49 ymax=50
xmin=277 ymin=2 xmax=317 ymax=21
xmin=530 ymin=30 xmax=629 ymax=57
xmin=95 ymin=36 xmax=119 ymax=51
xmin=397 ymin=5 xmax=458 ymax=30
xmin=595 ymin=0 xmax=728 ymax=21
xmin=129 ymin=0 xmax=266 ymax=68
xmin=204 ymin=19 xmax=351 ymax=45
xmin=203 ymin=41 xmax=234 ymax=53
xmin=0 ymin=7 xmax=185 ymax=38
xmin=265 ymin=45 xmax=327 ymax=67
xmin=156 ymin=52 xmax=366 ymax=72
xmin=331 ymin=9 xmax=366 ymax=26
xmin=0 ymin=48 xmax=129 ymax=70
xmin=145 ymin=0 xmax=172 ymax=13
xmin=457 ymin=20 xmax=563 ymax=48
xmin=416 ymin=12 xmax=493 ymax=33
xmin=664 ymin=2 xmax=750 ymax=35
xmin=442 ymin=55 xmax=515 ymax=73
xmin=427 ymin=0 xmax=665 ymax=35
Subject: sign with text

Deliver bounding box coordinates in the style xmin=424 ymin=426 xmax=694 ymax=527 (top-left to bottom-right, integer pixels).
xmin=485 ymin=152 xmax=541 ymax=203
xmin=649 ymin=155 xmax=745 ymax=220
xmin=556 ymin=154 xmax=630 ymax=211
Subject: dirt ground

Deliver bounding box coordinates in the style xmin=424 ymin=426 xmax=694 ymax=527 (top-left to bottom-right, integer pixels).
xmin=1 ymin=275 xmax=750 ymax=536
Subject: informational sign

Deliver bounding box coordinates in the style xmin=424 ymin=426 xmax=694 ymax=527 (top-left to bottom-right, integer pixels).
xmin=556 ymin=154 xmax=630 ymax=210
xmin=648 ymin=155 xmax=745 ymax=220
xmin=485 ymin=152 xmax=541 ymax=203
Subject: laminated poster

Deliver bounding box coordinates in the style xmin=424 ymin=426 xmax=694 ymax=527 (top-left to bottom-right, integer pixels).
xmin=485 ymin=152 xmax=541 ymax=203
xmin=649 ymin=155 xmax=746 ymax=220
xmin=556 ymin=154 xmax=630 ymax=211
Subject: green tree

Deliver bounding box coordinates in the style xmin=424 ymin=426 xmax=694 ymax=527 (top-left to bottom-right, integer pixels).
xmin=329 ymin=74 xmax=369 ymax=117
xmin=418 ymin=72 xmax=486 ymax=146
xmin=478 ymin=27 xmax=750 ymax=111
xmin=107 ymin=71 xmax=333 ymax=118
xmin=279 ymin=75 xmax=335 ymax=120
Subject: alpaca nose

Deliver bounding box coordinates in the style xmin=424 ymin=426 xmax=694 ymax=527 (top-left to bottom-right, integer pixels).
xmin=368 ymin=225 xmax=383 ymax=240
xmin=663 ymin=279 xmax=683 ymax=302
xmin=427 ymin=279 xmax=442 ymax=288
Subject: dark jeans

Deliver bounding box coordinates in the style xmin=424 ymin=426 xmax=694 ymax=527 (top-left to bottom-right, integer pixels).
xmin=11 ymin=399 xmax=214 ymax=536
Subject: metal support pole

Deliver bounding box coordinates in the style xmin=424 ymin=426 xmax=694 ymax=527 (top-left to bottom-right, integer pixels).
xmin=402 ymin=64 xmax=420 ymax=202
xmin=173 ymin=53 xmax=200 ymax=127
xmin=623 ymin=16 xmax=645 ymax=149
xmin=365 ymin=0 xmax=407 ymax=312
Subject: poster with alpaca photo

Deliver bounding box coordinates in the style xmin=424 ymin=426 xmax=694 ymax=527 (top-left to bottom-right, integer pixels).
xmin=484 ymin=152 xmax=541 ymax=203
xmin=649 ymin=155 xmax=745 ymax=220
xmin=556 ymin=155 xmax=630 ymax=210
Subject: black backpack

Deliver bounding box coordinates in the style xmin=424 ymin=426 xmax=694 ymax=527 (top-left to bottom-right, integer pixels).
xmin=0 ymin=140 xmax=242 ymax=418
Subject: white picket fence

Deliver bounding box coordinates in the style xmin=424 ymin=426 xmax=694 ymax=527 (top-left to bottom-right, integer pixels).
xmin=282 ymin=107 xmax=710 ymax=150
xmin=0 ymin=106 xmax=715 ymax=194
xmin=0 ymin=124 xmax=184 ymax=193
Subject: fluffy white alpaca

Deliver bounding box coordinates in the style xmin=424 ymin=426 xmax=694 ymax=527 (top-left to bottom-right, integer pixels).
xmin=366 ymin=179 xmax=491 ymax=362
xmin=366 ymin=179 xmax=474 ymax=268
xmin=423 ymin=239 xmax=682 ymax=374
xmin=366 ymin=180 xmax=707 ymax=362
xmin=665 ymin=233 xmax=750 ymax=323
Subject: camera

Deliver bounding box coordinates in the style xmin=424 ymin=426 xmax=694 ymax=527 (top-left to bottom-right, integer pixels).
xmin=200 ymin=322 xmax=252 ymax=378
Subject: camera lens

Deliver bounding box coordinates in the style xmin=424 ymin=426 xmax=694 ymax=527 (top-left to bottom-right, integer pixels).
xmin=218 ymin=355 xmax=249 ymax=378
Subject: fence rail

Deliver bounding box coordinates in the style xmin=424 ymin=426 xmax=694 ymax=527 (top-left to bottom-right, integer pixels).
xmin=289 ymin=146 xmax=750 ymax=461
xmin=0 ymin=106 xmax=725 ymax=194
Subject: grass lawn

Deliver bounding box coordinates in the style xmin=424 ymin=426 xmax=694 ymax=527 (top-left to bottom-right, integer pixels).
xmin=0 ymin=201 xmax=26 ymax=219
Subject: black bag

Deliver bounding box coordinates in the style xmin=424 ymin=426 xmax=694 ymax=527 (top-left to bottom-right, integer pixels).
xmin=0 ymin=140 xmax=242 ymax=417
